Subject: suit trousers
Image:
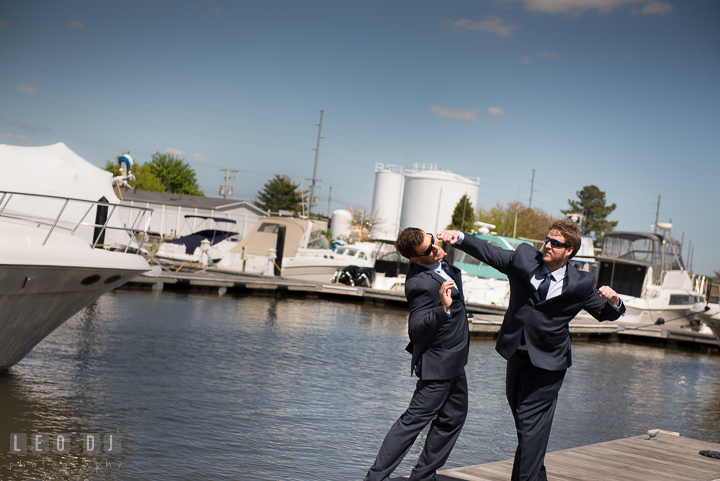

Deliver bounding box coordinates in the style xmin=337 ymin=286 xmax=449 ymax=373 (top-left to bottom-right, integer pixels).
xmin=364 ymin=369 xmax=468 ymax=481
xmin=506 ymin=352 xmax=566 ymax=481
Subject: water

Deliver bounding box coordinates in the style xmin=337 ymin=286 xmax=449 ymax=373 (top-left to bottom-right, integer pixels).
xmin=1 ymin=290 xmax=719 ymax=480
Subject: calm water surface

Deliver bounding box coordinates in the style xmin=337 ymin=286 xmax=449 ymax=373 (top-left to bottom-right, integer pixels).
xmin=1 ymin=290 xmax=719 ymax=480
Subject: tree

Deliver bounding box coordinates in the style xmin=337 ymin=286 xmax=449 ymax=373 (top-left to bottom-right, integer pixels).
xmin=562 ymin=185 xmax=617 ymax=246
xmin=102 ymin=153 xmax=165 ymax=192
xmin=478 ymin=201 xmax=560 ymax=242
xmin=447 ymin=194 xmax=476 ymax=232
xmin=254 ymin=174 xmax=302 ymax=213
xmin=147 ymin=152 xmax=204 ymax=196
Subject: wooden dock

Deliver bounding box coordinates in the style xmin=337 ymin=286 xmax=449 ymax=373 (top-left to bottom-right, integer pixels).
xmin=391 ymin=432 xmax=720 ymax=481
xmin=123 ymin=268 xmax=719 ymax=352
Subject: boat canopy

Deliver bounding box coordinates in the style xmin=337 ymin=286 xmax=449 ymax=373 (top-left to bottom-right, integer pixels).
xmin=226 ymin=217 xmax=309 ymax=258
xmin=0 ymin=142 xmax=133 ymax=247
xmin=183 ymin=215 xmax=237 ymax=224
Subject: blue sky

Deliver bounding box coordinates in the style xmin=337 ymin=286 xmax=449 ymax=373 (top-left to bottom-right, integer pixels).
xmin=1 ymin=0 xmax=718 ymax=275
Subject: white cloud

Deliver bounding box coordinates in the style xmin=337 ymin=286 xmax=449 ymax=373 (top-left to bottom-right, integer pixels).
xmin=188 ymin=152 xmax=210 ymax=162
xmin=0 ymin=17 xmax=10 ymax=26
xmin=1 ymin=133 xmax=32 ymax=142
xmin=484 ymin=107 xmax=510 ymax=122
xmin=441 ymin=17 xmax=520 ymax=38
xmin=633 ymin=1 xmax=673 ymax=15
xmin=520 ymin=55 xmax=532 ymax=64
xmin=429 ymin=105 xmax=479 ymax=121
xmin=15 ymin=85 xmax=38 ymax=93
xmin=498 ymin=0 xmax=672 ymax=15
xmin=164 ymin=147 xmax=184 ymax=157
xmin=69 ymin=20 xmax=86 ymax=30
xmin=536 ymin=51 xmax=559 ymax=59
xmin=163 ymin=148 xmax=210 ymax=162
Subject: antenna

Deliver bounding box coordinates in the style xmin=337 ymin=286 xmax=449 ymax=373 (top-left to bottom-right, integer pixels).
xmin=309 ymin=110 xmax=324 ymax=215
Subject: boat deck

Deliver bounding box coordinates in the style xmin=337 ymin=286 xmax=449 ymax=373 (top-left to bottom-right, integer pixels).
xmin=124 ymin=268 xmax=719 ymax=351
xmin=391 ymin=432 xmax=720 ymax=481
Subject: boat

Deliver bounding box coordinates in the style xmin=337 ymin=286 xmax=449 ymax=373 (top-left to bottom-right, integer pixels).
xmin=0 ymin=143 xmax=154 ymax=368
xmin=575 ymin=224 xmax=705 ymax=326
xmin=154 ymin=215 xmax=241 ymax=265
xmin=0 ymin=190 xmax=152 ymax=369
xmin=697 ymin=304 xmax=720 ymax=346
xmin=215 ymin=216 xmax=374 ymax=282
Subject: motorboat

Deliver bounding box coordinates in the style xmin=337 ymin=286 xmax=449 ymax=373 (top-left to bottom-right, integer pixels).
xmin=575 ymin=224 xmax=705 ymax=326
xmin=0 ymin=143 xmax=154 ymax=368
xmin=154 ymin=215 xmax=240 ymax=265
xmin=0 ymin=190 xmax=152 ymax=368
xmin=216 ymin=216 xmax=374 ymax=282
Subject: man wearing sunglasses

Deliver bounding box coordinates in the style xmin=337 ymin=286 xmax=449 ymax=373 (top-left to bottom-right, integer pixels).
xmin=438 ymin=220 xmax=624 ymax=481
xmin=364 ymin=228 xmax=469 ymax=481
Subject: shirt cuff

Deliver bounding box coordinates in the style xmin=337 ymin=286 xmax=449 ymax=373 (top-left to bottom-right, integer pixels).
xmin=456 ymin=231 xmax=465 ymax=245
xmin=611 ymin=298 xmax=623 ymax=310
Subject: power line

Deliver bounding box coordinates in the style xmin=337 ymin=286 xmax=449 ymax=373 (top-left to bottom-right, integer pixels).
xmin=2 ymin=89 xmax=314 ymax=151
xmin=0 ymin=54 xmax=317 ymax=126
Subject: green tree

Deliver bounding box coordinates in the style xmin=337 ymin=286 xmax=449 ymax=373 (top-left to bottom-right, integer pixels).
xmin=147 ymin=152 xmax=204 ymax=196
xmin=478 ymin=201 xmax=560 ymax=243
xmin=447 ymin=194 xmax=476 ymax=232
xmin=102 ymin=153 xmax=165 ymax=192
xmin=254 ymin=174 xmax=302 ymax=213
xmin=562 ymin=185 xmax=617 ymax=246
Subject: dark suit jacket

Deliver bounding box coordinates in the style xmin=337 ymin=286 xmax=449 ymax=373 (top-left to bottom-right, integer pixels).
xmin=455 ymin=234 xmax=625 ymax=371
xmin=404 ymin=261 xmax=470 ymax=380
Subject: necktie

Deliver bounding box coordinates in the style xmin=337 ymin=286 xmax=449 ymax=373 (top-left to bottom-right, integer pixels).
xmin=537 ymin=273 xmax=552 ymax=301
xmin=441 ymin=261 xmax=456 ymax=282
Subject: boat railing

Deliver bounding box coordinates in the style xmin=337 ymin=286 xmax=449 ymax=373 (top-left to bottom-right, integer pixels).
xmin=0 ymin=190 xmax=153 ymax=254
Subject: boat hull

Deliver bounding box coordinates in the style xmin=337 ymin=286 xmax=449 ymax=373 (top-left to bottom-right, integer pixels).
xmin=698 ymin=305 xmax=720 ymax=347
xmin=0 ymin=263 xmax=147 ymax=369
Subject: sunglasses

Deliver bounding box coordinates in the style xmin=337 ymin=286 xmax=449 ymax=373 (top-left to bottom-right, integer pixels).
xmin=544 ymin=237 xmax=569 ymax=249
xmin=420 ymin=233 xmax=435 ymax=257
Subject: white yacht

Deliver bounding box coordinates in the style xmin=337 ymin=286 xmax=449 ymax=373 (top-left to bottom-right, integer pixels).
xmin=0 ymin=191 xmax=152 ymax=368
xmin=216 ymin=217 xmax=374 ymax=282
xmin=575 ymin=225 xmax=704 ymax=326
xmin=0 ymin=143 xmax=153 ymax=368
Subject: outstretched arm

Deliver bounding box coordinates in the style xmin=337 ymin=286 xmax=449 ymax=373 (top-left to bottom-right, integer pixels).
xmin=439 ymin=229 xmax=514 ymax=274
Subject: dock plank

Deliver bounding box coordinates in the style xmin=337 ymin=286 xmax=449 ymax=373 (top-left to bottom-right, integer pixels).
xmin=391 ymin=433 xmax=720 ymax=481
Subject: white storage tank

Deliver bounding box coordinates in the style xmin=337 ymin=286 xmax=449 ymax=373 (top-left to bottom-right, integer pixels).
xmin=400 ymin=165 xmax=480 ymax=234
xmin=369 ymin=163 xmax=405 ymax=241
xmin=331 ymin=209 xmax=353 ymax=241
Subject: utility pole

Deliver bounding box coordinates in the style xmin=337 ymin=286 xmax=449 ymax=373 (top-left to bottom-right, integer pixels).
xmin=654 ymin=195 xmax=661 ymax=233
xmin=219 ymin=167 xmax=239 ymax=199
xmin=528 ymin=169 xmax=535 ymax=209
xmin=309 ymin=110 xmax=324 ymax=216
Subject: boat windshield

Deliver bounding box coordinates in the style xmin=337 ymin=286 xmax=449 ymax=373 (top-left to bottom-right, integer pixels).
xmin=307 ymin=231 xmax=331 ymax=249
xmin=602 ymin=236 xmax=656 ymax=263
xmin=601 ymin=234 xmax=684 ymax=270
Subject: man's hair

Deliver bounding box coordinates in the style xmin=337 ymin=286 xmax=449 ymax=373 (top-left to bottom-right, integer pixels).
xmin=548 ymin=220 xmax=581 ymax=259
xmin=395 ymin=228 xmax=426 ymax=259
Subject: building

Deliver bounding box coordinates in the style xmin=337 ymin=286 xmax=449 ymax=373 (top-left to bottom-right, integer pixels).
xmin=118 ymin=189 xmax=267 ymax=239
